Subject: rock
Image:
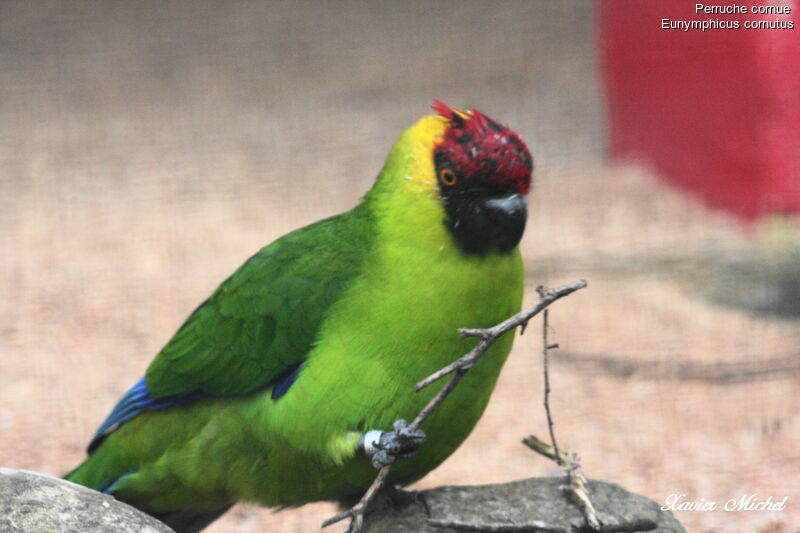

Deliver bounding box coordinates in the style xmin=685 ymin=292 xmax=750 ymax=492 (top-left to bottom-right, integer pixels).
xmin=0 ymin=468 xmax=173 ymax=533
xmin=363 ymin=477 xmax=685 ymax=533
xmin=0 ymin=469 xmax=684 ymax=533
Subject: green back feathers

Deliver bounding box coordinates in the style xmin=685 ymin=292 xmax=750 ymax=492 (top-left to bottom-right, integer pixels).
xmin=145 ymin=204 xmax=376 ymax=398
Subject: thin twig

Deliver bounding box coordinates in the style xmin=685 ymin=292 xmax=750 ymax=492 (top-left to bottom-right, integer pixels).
xmin=541 ymin=308 xmax=560 ymax=465
xmin=322 ymin=279 xmax=588 ymax=532
xmin=521 ymin=435 xmax=568 ymax=464
xmin=524 ymin=442 xmax=600 ymax=531
xmin=522 ymin=299 xmax=601 ymax=532
xmin=320 ymin=467 xmax=391 ymax=531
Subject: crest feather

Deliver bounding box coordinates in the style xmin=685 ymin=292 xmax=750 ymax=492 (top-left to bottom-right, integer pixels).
xmin=431 ymin=100 xmax=488 ymax=132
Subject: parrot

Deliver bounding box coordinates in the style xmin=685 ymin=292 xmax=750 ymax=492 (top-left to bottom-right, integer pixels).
xmin=64 ymin=101 xmax=533 ymax=532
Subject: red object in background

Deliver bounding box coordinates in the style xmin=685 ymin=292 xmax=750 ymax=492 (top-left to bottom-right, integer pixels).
xmin=600 ymin=1 xmax=800 ymax=220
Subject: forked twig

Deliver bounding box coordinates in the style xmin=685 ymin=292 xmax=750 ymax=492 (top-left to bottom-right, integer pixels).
xmin=523 ymin=296 xmax=600 ymax=531
xmin=322 ymin=280 xmax=588 ymax=532
xmin=522 ymin=436 xmax=599 ymax=531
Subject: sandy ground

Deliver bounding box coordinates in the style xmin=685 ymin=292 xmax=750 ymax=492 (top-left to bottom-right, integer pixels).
xmin=1 ymin=2 xmax=798 ymax=532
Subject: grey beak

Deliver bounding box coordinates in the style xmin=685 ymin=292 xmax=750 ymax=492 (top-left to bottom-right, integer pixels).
xmin=485 ymin=193 xmax=527 ymax=217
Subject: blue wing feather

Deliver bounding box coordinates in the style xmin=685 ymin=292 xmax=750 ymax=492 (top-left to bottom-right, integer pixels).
xmin=270 ymin=361 xmax=304 ymax=400
xmin=88 ymin=361 xmax=306 ymax=453
xmin=88 ymin=377 xmax=207 ymax=453
xmin=101 ymin=470 xmax=134 ymax=494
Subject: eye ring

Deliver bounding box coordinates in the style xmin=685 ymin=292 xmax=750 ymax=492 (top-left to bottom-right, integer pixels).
xmin=440 ymin=168 xmax=457 ymax=186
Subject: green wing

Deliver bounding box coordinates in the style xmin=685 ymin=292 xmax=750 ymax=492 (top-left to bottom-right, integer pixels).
xmin=145 ymin=204 xmax=375 ymax=398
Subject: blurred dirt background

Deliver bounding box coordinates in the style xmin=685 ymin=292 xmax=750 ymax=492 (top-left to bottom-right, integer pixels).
xmin=1 ymin=2 xmax=798 ymax=532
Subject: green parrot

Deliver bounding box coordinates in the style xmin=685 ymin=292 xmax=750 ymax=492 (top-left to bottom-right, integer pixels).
xmin=65 ymin=101 xmax=533 ymax=532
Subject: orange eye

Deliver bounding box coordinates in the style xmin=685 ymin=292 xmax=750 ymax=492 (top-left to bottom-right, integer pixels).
xmin=440 ymin=168 xmax=457 ymax=186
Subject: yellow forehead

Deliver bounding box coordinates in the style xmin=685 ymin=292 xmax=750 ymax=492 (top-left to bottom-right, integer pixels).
xmin=395 ymin=114 xmax=449 ymax=192
xmin=406 ymin=114 xmax=449 ymax=148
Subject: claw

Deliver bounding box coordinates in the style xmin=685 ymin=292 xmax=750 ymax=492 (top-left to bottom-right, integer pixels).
xmin=370 ymin=450 xmax=395 ymax=469
xmin=360 ymin=419 xmax=427 ymax=469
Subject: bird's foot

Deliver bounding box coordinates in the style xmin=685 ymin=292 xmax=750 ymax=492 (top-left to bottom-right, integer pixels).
xmin=359 ymin=419 xmax=426 ymax=469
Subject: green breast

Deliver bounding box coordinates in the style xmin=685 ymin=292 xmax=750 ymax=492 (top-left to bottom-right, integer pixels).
xmin=265 ymin=184 xmax=525 ymax=500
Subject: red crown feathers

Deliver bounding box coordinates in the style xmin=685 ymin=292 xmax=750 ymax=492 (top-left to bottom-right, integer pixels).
xmin=431 ymin=100 xmax=532 ymax=195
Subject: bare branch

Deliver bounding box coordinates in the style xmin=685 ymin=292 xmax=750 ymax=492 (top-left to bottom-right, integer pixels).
xmin=521 ymin=435 xmax=569 ymax=464
xmin=523 ymin=301 xmax=600 ymax=532
xmin=320 ymin=467 xmax=391 ymax=531
xmin=541 ymin=309 xmax=561 ymax=465
xmin=415 ymin=280 xmax=587 ymax=392
xmin=524 ymin=442 xmax=600 ymax=530
xmin=322 ymin=279 xmax=588 ymax=532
